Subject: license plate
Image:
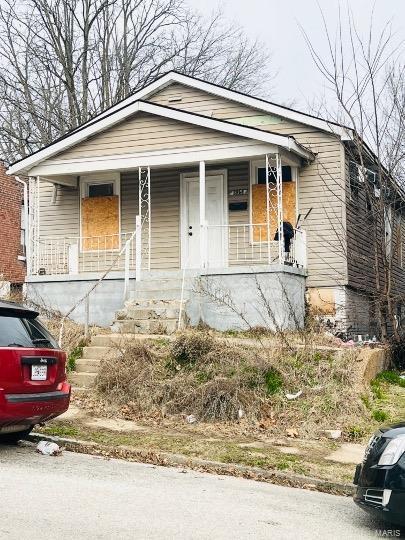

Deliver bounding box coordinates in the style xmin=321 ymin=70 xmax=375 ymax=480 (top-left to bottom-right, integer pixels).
xmin=31 ymin=365 xmax=47 ymax=381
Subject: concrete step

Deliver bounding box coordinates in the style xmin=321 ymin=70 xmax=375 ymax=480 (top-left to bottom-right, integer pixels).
xmin=68 ymin=372 xmax=97 ymax=388
xmin=75 ymin=358 xmax=101 ymax=373
xmin=91 ymin=333 xmax=172 ymax=347
xmin=130 ymin=288 xmax=189 ymax=301
xmin=112 ymin=318 xmax=178 ymax=334
xmin=132 ymin=278 xmax=190 ymax=291
xmin=82 ymin=346 xmax=119 ymax=360
xmin=120 ymin=306 xmax=182 ymax=320
xmin=123 ymin=298 xmax=185 ymax=309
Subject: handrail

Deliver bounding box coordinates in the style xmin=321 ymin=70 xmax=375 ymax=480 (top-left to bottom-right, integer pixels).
xmin=58 ymin=228 xmax=136 ymax=347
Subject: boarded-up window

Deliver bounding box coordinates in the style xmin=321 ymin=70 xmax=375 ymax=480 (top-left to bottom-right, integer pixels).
xmin=252 ymin=182 xmax=296 ymax=241
xmin=81 ymin=195 xmax=119 ymax=250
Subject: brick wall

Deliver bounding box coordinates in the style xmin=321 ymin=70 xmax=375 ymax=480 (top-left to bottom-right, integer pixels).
xmin=0 ymin=161 xmax=26 ymax=284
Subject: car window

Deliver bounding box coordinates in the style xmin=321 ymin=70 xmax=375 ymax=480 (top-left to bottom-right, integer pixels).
xmin=24 ymin=318 xmax=58 ymax=349
xmin=0 ymin=315 xmax=57 ymax=348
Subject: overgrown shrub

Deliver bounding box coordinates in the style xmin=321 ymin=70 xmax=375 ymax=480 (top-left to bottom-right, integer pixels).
xmin=170 ymin=330 xmax=214 ymax=366
xmin=92 ymin=332 xmax=375 ymax=437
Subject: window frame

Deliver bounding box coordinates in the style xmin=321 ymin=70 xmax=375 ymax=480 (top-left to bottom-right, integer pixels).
xmin=79 ymin=173 xmax=121 ymax=253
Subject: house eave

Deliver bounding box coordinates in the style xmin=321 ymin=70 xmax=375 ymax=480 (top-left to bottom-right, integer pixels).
xmin=8 ymin=100 xmax=313 ymax=176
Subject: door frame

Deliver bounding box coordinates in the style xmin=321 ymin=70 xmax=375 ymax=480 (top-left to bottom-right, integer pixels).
xmin=180 ymin=169 xmax=228 ymax=269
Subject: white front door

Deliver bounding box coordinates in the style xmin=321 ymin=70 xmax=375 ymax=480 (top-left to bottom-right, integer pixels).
xmin=182 ymin=174 xmax=226 ymax=269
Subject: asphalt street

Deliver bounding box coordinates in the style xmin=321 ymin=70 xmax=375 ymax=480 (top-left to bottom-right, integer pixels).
xmin=0 ymin=444 xmax=399 ymax=539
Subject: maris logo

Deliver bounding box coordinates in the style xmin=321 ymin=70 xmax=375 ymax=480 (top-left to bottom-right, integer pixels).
xmin=376 ymin=530 xmax=401 ymax=537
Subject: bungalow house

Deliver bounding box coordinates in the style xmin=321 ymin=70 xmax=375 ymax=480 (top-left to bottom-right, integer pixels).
xmin=0 ymin=160 xmax=26 ymax=297
xmin=7 ymin=72 xmax=402 ymax=335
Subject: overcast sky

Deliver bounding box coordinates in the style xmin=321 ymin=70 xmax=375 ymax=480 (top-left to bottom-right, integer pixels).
xmin=185 ymin=0 xmax=405 ymax=110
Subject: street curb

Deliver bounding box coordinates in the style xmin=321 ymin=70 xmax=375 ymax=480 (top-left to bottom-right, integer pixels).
xmin=28 ymin=431 xmax=355 ymax=497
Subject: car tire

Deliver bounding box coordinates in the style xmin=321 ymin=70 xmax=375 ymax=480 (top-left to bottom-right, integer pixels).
xmin=0 ymin=427 xmax=33 ymax=445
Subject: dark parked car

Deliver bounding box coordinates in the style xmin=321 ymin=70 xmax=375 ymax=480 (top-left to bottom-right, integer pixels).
xmin=0 ymin=300 xmax=70 ymax=443
xmin=354 ymin=423 xmax=405 ymax=526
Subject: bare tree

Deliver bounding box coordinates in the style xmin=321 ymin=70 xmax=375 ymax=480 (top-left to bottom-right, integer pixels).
xmin=0 ymin=0 xmax=272 ymax=160
xmin=300 ymin=6 xmax=405 ymax=340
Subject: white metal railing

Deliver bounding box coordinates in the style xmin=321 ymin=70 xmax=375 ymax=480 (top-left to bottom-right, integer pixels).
xmin=205 ymin=223 xmax=307 ymax=268
xmin=33 ymin=232 xmax=136 ymax=276
xmin=32 ymin=225 xmax=306 ymax=277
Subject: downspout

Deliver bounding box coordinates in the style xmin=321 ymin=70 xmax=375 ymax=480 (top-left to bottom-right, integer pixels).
xmin=15 ymin=176 xmax=29 ymax=274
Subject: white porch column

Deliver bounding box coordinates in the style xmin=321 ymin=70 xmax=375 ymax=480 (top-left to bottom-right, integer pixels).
xmin=199 ymin=160 xmax=207 ymax=269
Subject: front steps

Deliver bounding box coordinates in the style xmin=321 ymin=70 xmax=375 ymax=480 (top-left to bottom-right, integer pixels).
xmin=112 ymin=274 xmax=192 ymax=335
xmin=69 ymin=273 xmax=192 ymax=387
xmin=68 ymin=333 xmax=172 ymax=388
xmin=112 ymin=299 xmax=185 ymax=334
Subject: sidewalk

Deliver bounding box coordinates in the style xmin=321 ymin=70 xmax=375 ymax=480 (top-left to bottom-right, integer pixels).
xmin=36 ymin=400 xmax=365 ymax=494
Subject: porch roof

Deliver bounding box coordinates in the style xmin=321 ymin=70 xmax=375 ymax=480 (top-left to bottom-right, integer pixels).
xmin=8 ymin=98 xmax=315 ymax=177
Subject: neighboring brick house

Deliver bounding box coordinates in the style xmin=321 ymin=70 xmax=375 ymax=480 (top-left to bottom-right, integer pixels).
xmin=0 ymin=160 xmax=26 ymax=294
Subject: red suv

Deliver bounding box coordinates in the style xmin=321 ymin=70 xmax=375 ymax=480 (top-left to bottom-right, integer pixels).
xmin=0 ymin=300 xmax=71 ymax=443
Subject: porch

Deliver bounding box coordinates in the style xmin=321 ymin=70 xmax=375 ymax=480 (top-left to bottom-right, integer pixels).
xmin=27 ymin=156 xmax=307 ymax=288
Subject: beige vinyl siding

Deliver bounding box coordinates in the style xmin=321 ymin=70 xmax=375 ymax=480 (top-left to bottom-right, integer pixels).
xmin=121 ymin=163 xmax=250 ymax=270
xmin=49 ymin=112 xmax=244 ymax=163
xmin=121 ymin=168 xmax=180 ymax=270
xmin=149 ymin=83 xmax=347 ymax=286
xmin=38 ymin=179 xmax=79 ymax=239
xmin=35 ymin=82 xmax=347 ymax=285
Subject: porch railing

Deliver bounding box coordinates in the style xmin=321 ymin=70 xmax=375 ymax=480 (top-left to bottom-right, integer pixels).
xmin=33 ymin=232 xmax=136 ymax=276
xmin=205 ymin=224 xmax=307 ymax=268
xmin=31 ymin=225 xmax=307 ymax=278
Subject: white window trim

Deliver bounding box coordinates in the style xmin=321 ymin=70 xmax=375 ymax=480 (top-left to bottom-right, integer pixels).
xmin=248 ymin=159 xmax=298 ymax=244
xmin=79 ymin=172 xmax=121 ymax=253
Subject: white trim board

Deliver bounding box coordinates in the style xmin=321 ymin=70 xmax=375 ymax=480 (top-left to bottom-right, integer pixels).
xmin=8 ymin=88 xmax=315 ymax=176
xmin=30 ymin=142 xmax=278 ymax=177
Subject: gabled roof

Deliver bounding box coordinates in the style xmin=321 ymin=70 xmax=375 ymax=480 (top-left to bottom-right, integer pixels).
xmin=72 ymin=71 xmax=352 ymax=137
xmin=8 ymin=94 xmax=315 ymax=175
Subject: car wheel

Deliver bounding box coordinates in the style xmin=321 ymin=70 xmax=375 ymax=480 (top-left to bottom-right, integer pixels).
xmin=0 ymin=427 xmax=33 ymax=445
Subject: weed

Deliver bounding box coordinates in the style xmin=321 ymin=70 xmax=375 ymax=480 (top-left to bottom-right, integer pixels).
xmin=361 ymin=394 xmax=372 ymax=410
xmin=41 ymin=424 xmax=79 ymax=438
xmin=347 ymin=425 xmax=366 ymax=441
xmin=376 ymin=370 xmax=405 ymax=388
xmin=264 ymin=368 xmax=283 ymax=395
xmin=372 ymin=409 xmax=389 ymax=423
xmin=67 ymin=345 xmax=83 ymax=372
xmin=195 ymin=371 xmax=210 ymax=384
xmin=371 ymin=380 xmax=385 ymax=400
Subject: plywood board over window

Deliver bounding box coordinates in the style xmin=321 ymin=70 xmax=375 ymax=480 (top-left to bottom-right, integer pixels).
xmin=81 ymin=195 xmax=119 ymax=250
xmin=252 ymin=182 xmax=296 ymax=241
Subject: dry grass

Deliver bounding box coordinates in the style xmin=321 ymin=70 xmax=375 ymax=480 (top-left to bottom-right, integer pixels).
xmin=92 ymin=329 xmax=373 ymax=438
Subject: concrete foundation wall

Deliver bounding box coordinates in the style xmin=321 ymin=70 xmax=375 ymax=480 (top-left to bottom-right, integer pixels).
xmin=26 ymin=266 xmax=306 ymax=332
xmin=26 ymin=276 xmax=130 ymax=326
xmin=187 ymin=268 xmax=306 ymax=331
